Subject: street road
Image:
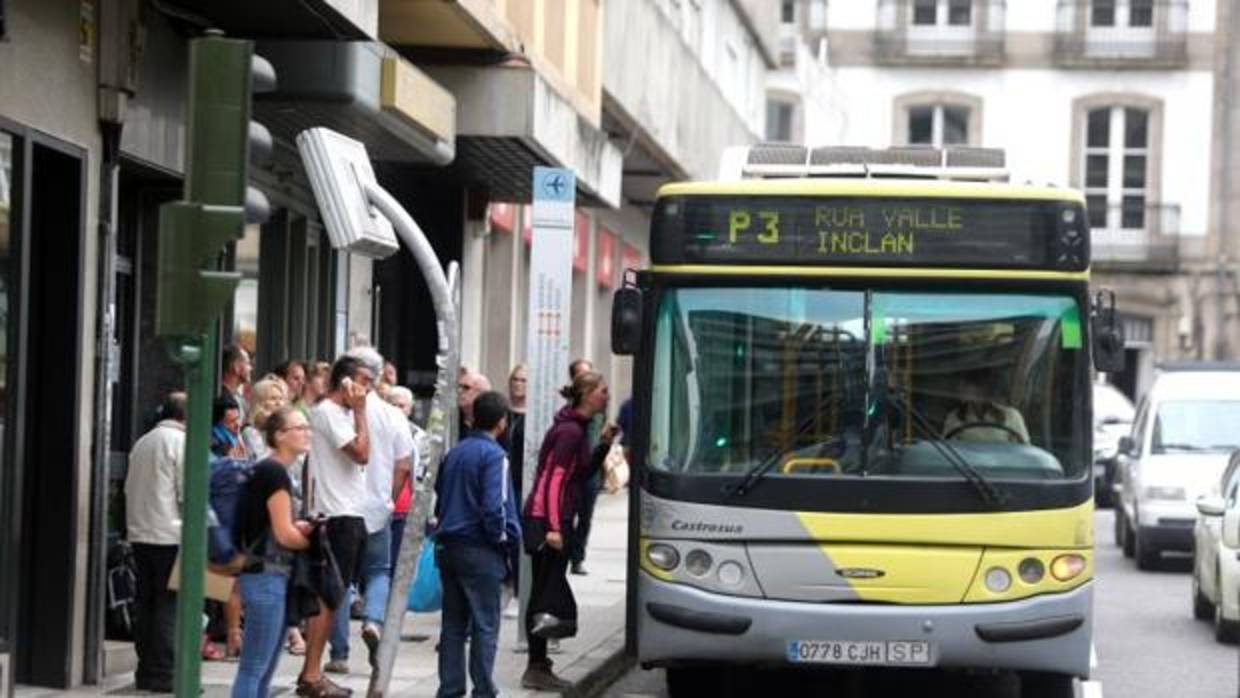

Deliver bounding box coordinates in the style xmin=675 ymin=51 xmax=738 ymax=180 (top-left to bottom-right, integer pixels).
xmin=600 ymin=510 xmax=1236 ymax=697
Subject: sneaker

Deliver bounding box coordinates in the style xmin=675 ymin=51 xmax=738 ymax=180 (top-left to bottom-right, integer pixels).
xmin=548 ymin=638 xmax=563 ymax=654
xmin=521 ymin=665 xmax=572 ymax=691
xmin=323 ymin=659 xmax=350 ymax=674
xmin=361 ymin=622 xmax=381 ymax=670
xmin=570 ymin=562 xmax=588 ymax=575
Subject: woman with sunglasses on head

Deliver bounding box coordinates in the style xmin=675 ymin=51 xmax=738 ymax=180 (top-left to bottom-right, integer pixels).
xmin=232 ymin=407 xmax=316 ymax=698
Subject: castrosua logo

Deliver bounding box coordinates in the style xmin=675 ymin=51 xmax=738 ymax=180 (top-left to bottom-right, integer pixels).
xmin=670 ymin=519 xmax=743 ymax=534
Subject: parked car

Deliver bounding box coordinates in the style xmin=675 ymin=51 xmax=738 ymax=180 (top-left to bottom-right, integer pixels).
xmin=1191 ymin=451 xmax=1240 ymax=643
xmin=1114 ymin=368 xmax=1240 ymax=570
xmin=1093 ymin=382 xmax=1135 ymax=508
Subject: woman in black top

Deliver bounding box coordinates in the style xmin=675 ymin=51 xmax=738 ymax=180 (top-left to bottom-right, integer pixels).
xmin=232 ymin=407 xmax=314 ymax=698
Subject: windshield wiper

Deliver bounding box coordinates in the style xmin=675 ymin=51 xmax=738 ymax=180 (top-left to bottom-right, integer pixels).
xmin=724 ymin=421 xmax=845 ymax=499
xmin=888 ymin=388 xmax=1008 ymax=507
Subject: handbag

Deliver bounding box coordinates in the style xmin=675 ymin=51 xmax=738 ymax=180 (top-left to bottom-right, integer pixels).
xmin=168 ymin=551 xmax=235 ymax=603
xmin=521 ymin=515 xmax=548 ymax=556
xmin=406 ymin=538 xmax=443 ymax=613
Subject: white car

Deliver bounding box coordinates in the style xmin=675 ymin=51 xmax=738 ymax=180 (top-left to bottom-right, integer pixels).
xmin=1192 ymin=451 xmax=1240 ymax=643
xmin=1093 ymin=382 xmax=1134 ymax=508
xmin=1114 ymin=368 xmax=1240 ymax=570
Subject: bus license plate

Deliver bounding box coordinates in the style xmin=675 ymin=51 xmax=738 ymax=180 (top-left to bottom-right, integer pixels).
xmin=787 ymin=640 xmax=932 ymax=666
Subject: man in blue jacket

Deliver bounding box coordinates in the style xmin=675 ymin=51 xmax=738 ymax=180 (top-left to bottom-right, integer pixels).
xmin=434 ymin=390 xmax=522 ymax=698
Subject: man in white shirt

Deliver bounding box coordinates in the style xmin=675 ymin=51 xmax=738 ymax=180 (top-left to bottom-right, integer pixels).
xmin=124 ymin=392 xmax=187 ymax=693
xmin=299 ymin=355 xmax=371 ymax=696
xmin=328 ymin=346 xmax=416 ymax=671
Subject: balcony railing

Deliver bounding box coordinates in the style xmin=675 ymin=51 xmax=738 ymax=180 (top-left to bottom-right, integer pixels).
xmin=1090 ymin=203 xmax=1181 ymax=272
xmin=875 ymin=0 xmax=1006 ymax=66
xmin=1054 ymin=1 xmax=1188 ymax=68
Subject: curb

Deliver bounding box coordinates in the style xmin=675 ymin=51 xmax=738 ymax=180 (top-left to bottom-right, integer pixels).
xmin=563 ymin=628 xmax=634 ymax=698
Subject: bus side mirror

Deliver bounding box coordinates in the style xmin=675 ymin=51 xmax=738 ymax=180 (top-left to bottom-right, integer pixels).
xmin=1092 ymin=289 xmax=1125 ymax=374
xmin=612 ymin=286 xmax=642 ymax=356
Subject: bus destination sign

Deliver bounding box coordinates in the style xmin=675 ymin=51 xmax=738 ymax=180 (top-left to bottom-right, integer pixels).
xmin=651 ymin=196 xmax=1088 ymax=270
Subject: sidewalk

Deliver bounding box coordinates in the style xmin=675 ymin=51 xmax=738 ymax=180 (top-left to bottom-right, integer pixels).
xmin=25 ymin=491 xmax=631 ymax=698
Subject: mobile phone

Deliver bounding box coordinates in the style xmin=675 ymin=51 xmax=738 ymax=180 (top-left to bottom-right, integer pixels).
xmin=342 ymin=377 xmax=354 ymax=390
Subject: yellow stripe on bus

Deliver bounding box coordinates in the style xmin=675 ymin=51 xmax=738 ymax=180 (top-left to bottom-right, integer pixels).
xmin=794 ymin=500 xmax=1094 ymax=549
xmin=650 ymin=264 xmax=1091 ymax=282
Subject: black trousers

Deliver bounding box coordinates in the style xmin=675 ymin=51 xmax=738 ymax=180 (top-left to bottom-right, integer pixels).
xmin=131 ymin=543 xmax=179 ymax=685
xmin=525 ymin=544 xmax=575 ymax=665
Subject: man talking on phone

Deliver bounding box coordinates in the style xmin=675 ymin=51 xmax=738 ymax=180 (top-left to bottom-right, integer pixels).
xmin=298 ymin=355 xmax=372 ymax=698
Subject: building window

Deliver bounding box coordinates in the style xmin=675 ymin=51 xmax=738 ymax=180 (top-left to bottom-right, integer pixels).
xmin=907 ymin=104 xmax=970 ymax=146
xmin=766 ymin=100 xmax=795 ymax=142
xmin=781 ymin=0 xmax=796 ymax=24
xmin=1090 ymin=0 xmax=1153 ymax=28
xmin=913 ymin=0 xmax=972 ymax=26
xmin=1084 ymin=106 xmax=1149 ymax=230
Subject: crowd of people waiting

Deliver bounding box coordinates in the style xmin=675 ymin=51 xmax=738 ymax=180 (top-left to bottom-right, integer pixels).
xmin=123 ymin=343 xmax=627 ymax=698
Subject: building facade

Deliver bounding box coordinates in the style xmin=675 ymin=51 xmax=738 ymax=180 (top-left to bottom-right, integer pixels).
xmin=812 ymin=0 xmax=1229 ymax=398
xmin=0 ymin=0 xmax=777 ymax=693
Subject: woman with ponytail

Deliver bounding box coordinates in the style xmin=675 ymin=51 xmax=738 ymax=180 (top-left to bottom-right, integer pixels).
xmin=519 ymin=370 xmax=617 ymax=690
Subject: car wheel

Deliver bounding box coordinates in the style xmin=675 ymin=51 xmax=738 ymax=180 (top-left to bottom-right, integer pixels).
xmin=1019 ymin=670 xmax=1075 ymax=697
xmin=1193 ymin=570 xmax=1215 ymax=621
xmin=1135 ymin=527 xmax=1159 ymax=570
xmin=1215 ymin=573 xmax=1240 ymax=644
xmin=1121 ymin=512 xmax=1136 ymax=559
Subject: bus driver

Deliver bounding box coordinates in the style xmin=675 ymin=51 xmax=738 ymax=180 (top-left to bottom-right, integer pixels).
xmin=942 ymin=369 xmax=1030 ymax=445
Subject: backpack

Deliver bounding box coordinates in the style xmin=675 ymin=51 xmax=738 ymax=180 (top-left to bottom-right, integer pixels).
xmin=207 ymin=455 xmax=253 ymax=565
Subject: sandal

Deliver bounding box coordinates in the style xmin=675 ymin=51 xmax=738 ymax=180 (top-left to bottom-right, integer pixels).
xmin=286 ymin=628 xmax=307 ymax=656
xmin=201 ymin=637 xmax=226 ymax=662
xmin=296 ymin=674 xmax=352 ymax=698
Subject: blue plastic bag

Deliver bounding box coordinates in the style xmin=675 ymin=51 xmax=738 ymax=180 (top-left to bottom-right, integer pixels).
xmin=407 ymin=538 xmax=442 ymax=613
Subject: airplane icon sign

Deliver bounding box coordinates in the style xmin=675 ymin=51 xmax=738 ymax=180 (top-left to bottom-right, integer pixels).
xmin=534 ymin=167 xmax=575 ymax=204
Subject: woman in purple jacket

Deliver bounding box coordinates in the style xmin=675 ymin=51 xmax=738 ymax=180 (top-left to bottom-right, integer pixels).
xmin=520 ymin=370 xmax=616 ymax=690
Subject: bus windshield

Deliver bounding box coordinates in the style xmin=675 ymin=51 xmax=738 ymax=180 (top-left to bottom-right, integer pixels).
xmin=649 ymin=287 xmax=1088 ymax=482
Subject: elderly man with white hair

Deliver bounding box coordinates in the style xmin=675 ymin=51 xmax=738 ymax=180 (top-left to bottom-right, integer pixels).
xmin=458 ymin=369 xmax=491 ymax=431
xmin=384 ymin=385 xmax=432 ymax=572
xmin=324 ymin=346 xmax=416 ymax=673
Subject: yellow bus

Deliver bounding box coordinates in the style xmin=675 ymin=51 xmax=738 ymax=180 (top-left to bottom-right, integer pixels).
xmin=610 ymin=145 xmax=1123 ymax=697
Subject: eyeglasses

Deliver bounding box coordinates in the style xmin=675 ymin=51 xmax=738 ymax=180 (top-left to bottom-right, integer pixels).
xmin=279 ymin=425 xmax=311 ymax=433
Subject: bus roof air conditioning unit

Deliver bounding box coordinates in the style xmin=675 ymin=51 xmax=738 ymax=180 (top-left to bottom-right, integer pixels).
xmin=718 ymin=144 xmax=1009 ymax=182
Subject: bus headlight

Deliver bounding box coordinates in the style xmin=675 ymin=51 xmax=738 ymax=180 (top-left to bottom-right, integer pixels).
xmin=984 ymin=567 xmax=1012 ymax=593
xmin=1050 ymin=554 xmax=1087 ymax=582
xmin=716 ymin=561 xmax=745 ymax=587
xmin=1018 ymin=558 xmax=1045 ymax=584
xmin=684 ymin=549 xmax=714 ymax=577
xmin=646 ymin=544 xmax=680 ymax=571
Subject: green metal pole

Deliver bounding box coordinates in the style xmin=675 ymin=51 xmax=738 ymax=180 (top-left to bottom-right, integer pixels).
xmin=173 ymin=329 xmax=217 ymax=698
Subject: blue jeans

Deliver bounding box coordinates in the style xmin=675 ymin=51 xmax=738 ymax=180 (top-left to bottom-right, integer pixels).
xmin=232 ymin=573 xmax=288 ymax=698
xmin=331 ymin=526 xmax=392 ymax=660
xmin=436 ymin=540 xmax=505 ymax=698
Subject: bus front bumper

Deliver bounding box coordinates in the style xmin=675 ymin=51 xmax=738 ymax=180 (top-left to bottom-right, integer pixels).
xmin=638 ymin=573 xmax=1093 ymax=678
